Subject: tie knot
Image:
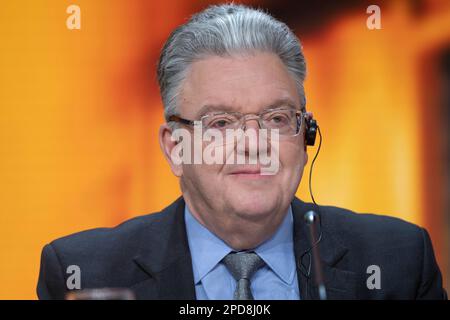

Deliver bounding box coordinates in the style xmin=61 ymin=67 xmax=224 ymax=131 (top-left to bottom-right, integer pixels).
xmin=222 ymin=251 xmax=265 ymax=281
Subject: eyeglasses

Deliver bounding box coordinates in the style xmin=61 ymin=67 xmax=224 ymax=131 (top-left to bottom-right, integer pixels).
xmin=168 ymin=107 xmax=305 ymax=136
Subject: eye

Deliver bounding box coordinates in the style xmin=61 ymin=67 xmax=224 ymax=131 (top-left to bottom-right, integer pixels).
xmin=267 ymin=112 xmax=291 ymax=126
xmin=271 ymin=115 xmax=285 ymax=123
xmin=206 ymin=116 xmax=236 ymax=129
xmin=211 ymin=119 xmax=230 ymax=128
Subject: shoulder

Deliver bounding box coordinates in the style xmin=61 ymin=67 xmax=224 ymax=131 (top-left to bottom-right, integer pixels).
xmin=297 ymin=200 xmax=446 ymax=299
xmin=47 ymin=198 xmax=182 ymax=262
xmin=318 ymin=202 xmax=423 ymax=238
xmin=37 ymin=198 xmax=185 ymax=298
xmin=293 ymin=198 xmax=426 ymax=254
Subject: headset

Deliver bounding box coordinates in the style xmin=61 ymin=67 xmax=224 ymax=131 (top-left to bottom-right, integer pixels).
xmin=304 ymin=113 xmax=318 ymax=148
xmin=300 ymin=108 xmax=325 ymax=299
xmin=303 ymin=110 xmax=321 ymax=205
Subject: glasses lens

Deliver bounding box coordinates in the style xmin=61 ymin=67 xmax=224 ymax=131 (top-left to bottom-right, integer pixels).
xmin=261 ymin=109 xmax=298 ymax=135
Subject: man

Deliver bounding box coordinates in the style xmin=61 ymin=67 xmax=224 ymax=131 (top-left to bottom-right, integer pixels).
xmin=37 ymin=4 xmax=446 ymax=300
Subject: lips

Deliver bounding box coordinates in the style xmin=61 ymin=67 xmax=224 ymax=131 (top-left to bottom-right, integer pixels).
xmin=229 ymin=166 xmax=262 ymax=175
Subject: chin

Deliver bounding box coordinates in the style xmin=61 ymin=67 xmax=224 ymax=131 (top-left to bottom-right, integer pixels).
xmin=226 ymin=189 xmax=280 ymax=220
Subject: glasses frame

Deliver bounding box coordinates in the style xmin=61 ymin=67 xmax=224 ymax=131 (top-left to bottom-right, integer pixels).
xmin=168 ymin=107 xmax=306 ymax=137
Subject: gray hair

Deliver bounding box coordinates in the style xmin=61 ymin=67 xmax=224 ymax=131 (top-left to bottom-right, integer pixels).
xmin=157 ymin=3 xmax=307 ymax=123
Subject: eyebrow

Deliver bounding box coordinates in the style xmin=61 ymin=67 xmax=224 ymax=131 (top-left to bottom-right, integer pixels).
xmin=195 ymin=98 xmax=298 ymax=118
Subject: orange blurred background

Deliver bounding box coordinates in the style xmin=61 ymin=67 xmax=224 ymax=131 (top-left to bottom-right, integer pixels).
xmin=0 ymin=0 xmax=449 ymax=299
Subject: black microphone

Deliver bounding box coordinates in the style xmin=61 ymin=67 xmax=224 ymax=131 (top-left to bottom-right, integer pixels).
xmin=304 ymin=210 xmax=327 ymax=300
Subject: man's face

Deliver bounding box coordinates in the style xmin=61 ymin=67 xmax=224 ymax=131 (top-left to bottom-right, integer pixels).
xmin=170 ymin=52 xmax=308 ymax=226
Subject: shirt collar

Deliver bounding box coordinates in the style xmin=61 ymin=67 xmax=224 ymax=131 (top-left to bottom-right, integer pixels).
xmin=184 ymin=205 xmax=296 ymax=285
xmin=254 ymin=205 xmax=296 ymax=284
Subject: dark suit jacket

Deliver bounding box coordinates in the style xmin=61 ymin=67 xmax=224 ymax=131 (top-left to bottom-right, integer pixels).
xmin=37 ymin=197 xmax=447 ymax=299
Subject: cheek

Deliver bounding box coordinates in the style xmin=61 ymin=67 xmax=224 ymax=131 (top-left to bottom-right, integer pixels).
xmin=182 ymin=163 xmax=222 ymax=186
xmin=279 ymin=140 xmax=305 ymax=170
xmin=278 ymin=144 xmax=306 ymax=192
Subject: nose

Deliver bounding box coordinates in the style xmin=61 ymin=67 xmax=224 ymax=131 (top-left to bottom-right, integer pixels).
xmin=241 ymin=115 xmax=261 ymax=131
xmin=236 ymin=116 xmax=270 ymax=162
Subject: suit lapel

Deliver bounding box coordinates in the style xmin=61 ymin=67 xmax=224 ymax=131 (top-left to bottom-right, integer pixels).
xmin=132 ymin=197 xmax=196 ymax=299
xmin=291 ymin=198 xmax=358 ymax=300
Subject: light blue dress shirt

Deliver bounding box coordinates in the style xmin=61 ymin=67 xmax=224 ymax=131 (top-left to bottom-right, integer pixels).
xmin=184 ymin=205 xmax=300 ymax=300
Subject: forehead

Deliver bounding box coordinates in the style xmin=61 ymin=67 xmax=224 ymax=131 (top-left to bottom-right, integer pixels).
xmin=179 ymin=52 xmax=300 ymax=118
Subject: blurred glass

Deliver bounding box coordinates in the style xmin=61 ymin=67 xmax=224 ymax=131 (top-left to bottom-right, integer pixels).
xmin=65 ymin=288 xmax=135 ymax=300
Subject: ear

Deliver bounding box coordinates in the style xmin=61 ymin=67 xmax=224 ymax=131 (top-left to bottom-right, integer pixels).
xmin=159 ymin=123 xmax=183 ymax=177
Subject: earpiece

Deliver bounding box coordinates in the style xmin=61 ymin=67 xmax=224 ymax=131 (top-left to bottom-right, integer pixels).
xmin=301 ymin=109 xmax=322 ymax=207
xmin=305 ymin=115 xmax=318 ymax=147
